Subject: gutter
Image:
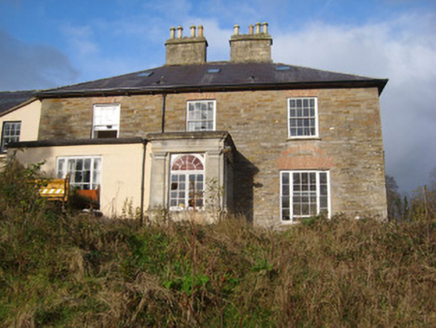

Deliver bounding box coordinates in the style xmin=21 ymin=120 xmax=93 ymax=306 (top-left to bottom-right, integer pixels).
xmin=35 ymin=79 xmax=389 ymax=98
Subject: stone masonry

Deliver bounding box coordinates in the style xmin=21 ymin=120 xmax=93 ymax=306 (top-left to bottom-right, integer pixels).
xmin=38 ymin=86 xmax=387 ymax=224
xmin=165 ymin=25 xmax=207 ymax=65
xmin=230 ymin=23 xmax=272 ymax=63
xmin=34 ymin=23 xmax=388 ymax=225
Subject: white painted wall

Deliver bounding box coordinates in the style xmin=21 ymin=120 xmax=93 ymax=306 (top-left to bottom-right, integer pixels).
xmin=0 ymin=99 xmax=41 ymax=158
xmin=12 ymin=142 xmax=148 ymax=218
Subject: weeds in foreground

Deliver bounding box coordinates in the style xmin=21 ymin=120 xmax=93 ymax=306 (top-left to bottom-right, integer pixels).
xmin=1 ymin=213 xmax=435 ymax=327
xmin=0 ymin=162 xmax=435 ymax=327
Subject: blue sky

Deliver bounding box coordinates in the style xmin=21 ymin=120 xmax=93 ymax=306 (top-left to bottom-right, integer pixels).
xmin=1 ymin=0 xmax=435 ymax=194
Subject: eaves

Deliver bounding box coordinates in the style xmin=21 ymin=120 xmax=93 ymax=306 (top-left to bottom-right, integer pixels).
xmin=36 ymin=79 xmax=388 ymax=99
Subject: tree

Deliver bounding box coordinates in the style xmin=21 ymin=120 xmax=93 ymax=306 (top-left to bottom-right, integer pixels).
xmin=385 ymin=175 xmax=404 ymax=221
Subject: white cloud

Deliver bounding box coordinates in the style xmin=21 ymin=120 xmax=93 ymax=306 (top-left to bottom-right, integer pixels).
xmin=61 ymin=24 xmax=99 ymax=56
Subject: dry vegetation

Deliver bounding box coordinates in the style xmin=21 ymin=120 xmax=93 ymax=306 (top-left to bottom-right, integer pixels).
xmin=1 ymin=161 xmax=435 ymax=327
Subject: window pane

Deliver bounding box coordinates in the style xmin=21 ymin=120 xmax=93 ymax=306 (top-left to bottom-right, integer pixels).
xmin=169 ymin=155 xmax=205 ymax=209
xmin=187 ymin=101 xmax=215 ymax=131
xmin=320 ymin=185 xmax=328 ymax=195
xmin=57 ymin=159 xmax=65 ymax=178
xmin=288 ymin=98 xmax=317 ymax=137
xmin=282 ymin=197 xmax=290 ymax=208
xmin=282 ymin=209 xmax=290 ymax=221
xmin=74 ymin=171 xmax=82 ymax=183
xmin=282 ymin=173 xmax=289 ymax=184
xmin=57 ymin=157 xmax=101 ymax=190
xmin=1 ymin=122 xmax=21 ymax=152
xmin=281 ymin=171 xmax=329 ymax=221
xmin=282 ymin=185 xmax=289 ymax=196
xmin=93 ymin=104 xmax=120 ymax=139
xmin=320 ymin=173 xmax=327 ymax=184
xmin=293 ymin=204 xmax=301 ymax=216
xmin=320 ymin=197 xmax=328 ymax=209
xmin=296 ymin=99 xmax=302 ymax=108
xmin=84 ymin=159 xmax=91 ymax=170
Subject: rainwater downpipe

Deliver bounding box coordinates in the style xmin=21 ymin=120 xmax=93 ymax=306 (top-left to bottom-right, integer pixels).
xmin=161 ymin=93 xmax=167 ymax=133
xmin=140 ymin=139 xmax=148 ymax=226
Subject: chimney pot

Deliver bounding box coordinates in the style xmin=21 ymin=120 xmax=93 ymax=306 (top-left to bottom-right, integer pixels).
xmin=198 ymin=25 xmax=204 ymax=37
xmin=190 ymin=25 xmax=196 ymax=37
xmin=165 ymin=25 xmax=207 ymax=65
xmin=170 ymin=27 xmax=176 ymax=39
xmin=234 ymin=24 xmax=240 ymax=35
xmin=229 ymin=23 xmax=272 ymax=63
xmin=262 ymin=22 xmax=268 ymax=34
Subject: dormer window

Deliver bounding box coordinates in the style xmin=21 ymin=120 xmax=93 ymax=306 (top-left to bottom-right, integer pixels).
xmin=186 ymin=100 xmax=216 ymax=131
xmin=92 ymin=104 xmax=120 ymax=139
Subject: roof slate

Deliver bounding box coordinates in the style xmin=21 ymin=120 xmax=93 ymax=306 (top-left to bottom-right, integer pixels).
xmin=37 ymin=62 xmax=388 ymax=97
xmin=0 ymin=90 xmax=36 ymax=115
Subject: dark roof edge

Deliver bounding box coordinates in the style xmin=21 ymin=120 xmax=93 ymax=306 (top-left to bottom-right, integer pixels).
xmin=147 ymin=130 xmax=229 ymax=140
xmin=147 ymin=130 xmax=236 ymax=151
xmin=7 ymin=132 xmax=237 ymax=150
xmin=36 ymin=79 xmax=388 ymax=98
xmin=8 ymin=137 xmax=145 ymax=149
xmin=0 ymin=97 xmax=39 ymax=118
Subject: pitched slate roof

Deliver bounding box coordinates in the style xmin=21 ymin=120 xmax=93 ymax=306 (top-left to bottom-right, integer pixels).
xmin=0 ymin=90 xmax=36 ymax=115
xmin=37 ymin=62 xmax=388 ymax=98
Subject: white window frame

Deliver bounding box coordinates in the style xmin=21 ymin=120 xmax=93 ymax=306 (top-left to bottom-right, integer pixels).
xmin=92 ymin=104 xmax=120 ymax=139
xmin=56 ymin=156 xmax=102 ymax=190
xmin=186 ymin=100 xmax=216 ymax=132
xmin=287 ymin=97 xmax=319 ymax=138
xmin=280 ymin=170 xmax=330 ymax=223
xmin=169 ymin=154 xmax=205 ymax=211
xmin=1 ymin=121 xmax=21 ymax=153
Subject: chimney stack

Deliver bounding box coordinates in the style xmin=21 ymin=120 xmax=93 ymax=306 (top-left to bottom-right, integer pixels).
xmin=165 ymin=25 xmax=208 ymax=65
xmin=229 ymin=22 xmax=272 ymax=63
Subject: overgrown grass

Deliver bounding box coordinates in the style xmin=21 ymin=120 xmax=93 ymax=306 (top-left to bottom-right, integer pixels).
xmin=1 ymin=162 xmax=435 ymax=327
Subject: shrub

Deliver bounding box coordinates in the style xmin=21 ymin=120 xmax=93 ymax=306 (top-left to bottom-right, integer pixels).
xmin=0 ymin=162 xmax=435 ymax=326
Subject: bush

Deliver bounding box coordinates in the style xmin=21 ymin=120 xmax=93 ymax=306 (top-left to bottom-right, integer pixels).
xmin=0 ymin=162 xmax=435 ymax=326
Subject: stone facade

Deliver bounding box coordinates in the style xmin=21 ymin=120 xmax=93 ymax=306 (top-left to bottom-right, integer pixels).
xmin=38 ymin=95 xmax=163 ymax=140
xmin=37 ymin=86 xmax=387 ymax=224
xmin=12 ymin=23 xmax=388 ymax=224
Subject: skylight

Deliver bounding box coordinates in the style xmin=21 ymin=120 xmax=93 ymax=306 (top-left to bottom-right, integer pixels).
xmin=137 ymin=71 xmax=154 ymax=77
xmin=207 ymin=68 xmax=221 ymax=74
xmin=276 ymin=66 xmax=291 ymax=71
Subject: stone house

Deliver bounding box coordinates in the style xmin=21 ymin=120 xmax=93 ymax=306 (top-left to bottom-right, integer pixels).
xmin=6 ymin=23 xmax=388 ymax=225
